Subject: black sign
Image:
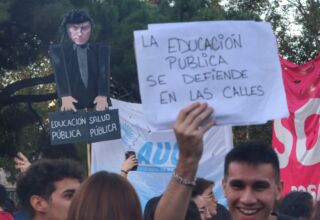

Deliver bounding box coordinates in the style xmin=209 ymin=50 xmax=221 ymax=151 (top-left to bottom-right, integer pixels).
xmin=87 ymin=110 xmax=121 ymax=143
xmin=49 ymin=109 xmax=121 ymax=145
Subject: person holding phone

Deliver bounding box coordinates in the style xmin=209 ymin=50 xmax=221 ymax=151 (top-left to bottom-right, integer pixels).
xmin=120 ymin=151 xmax=138 ymax=178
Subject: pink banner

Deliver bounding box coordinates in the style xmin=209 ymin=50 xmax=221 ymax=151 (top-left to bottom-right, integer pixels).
xmin=273 ymin=55 xmax=320 ymax=200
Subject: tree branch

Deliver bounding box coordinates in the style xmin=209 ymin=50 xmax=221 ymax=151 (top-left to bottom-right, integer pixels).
xmin=0 ymin=74 xmax=56 ymax=108
xmin=0 ymin=93 xmax=57 ymax=108
xmin=1 ymin=74 xmax=54 ymax=96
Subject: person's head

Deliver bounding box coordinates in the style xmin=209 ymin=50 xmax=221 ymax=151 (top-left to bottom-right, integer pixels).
xmin=312 ymin=200 xmax=320 ymax=220
xmin=193 ymin=195 xmax=212 ymax=220
xmin=192 ymin=178 xmax=217 ymax=216
xmin=3 ymin=198 xmax=15 ymax=214
xmin=60 ymin=9 xmax=93 ymax=45
xmin=222 ymin=141 xmax=283 ymax=220
xmin=279 ymin=191 xmax=314 ymax=220
xmin=17 ymin=159 xmax=84 ymax=220
xmin=0 ymin=184 xmax=8 ymax=209
xmin=0 ymin=185 xmax=14 ymax=214
xmin=68 ymin=171 xmax=143 ymax=220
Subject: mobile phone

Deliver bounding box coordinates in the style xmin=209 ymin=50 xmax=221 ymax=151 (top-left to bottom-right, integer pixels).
xmin=125 ymin=151 xmax=138 ymax=171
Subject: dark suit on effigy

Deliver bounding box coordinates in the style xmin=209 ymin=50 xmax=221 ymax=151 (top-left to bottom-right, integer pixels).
xmin=49 ymin=42 xmax=111 ymax=109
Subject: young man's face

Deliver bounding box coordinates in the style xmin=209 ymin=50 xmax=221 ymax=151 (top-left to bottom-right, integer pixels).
xmin=67 ymin=21 xmax=91 ymax=45
xmin=223 ymin=162 xmax=282 ymax=220
xmin=45 ymin=178 xmax=80 ymax=220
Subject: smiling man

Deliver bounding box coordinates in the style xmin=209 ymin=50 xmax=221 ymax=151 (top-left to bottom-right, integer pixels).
xmin=16 ymin=159 xmax=84 ymax=220
xmin=223 ymin=142 xmax=293 ymax=220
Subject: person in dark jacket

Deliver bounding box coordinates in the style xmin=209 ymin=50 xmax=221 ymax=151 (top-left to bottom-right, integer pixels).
xmin=144 ymin=195 xmax=201 ymax=220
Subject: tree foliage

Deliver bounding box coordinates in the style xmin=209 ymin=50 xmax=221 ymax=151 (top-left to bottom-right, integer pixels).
xmin=278 ymin=0 xmax=320 ymax=63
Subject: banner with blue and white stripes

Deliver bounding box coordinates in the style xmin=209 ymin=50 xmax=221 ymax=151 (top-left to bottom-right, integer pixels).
xmin=91 ymin=98 xmax=233 ymax=208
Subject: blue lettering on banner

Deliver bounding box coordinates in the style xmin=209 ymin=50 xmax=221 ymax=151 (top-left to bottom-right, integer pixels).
xmin=138 ymin=141 xmax=179 ymax=173
xmin=152 ymin=142 xmax=171 ymax=164
xmin=138 ymin=166 xmax=175 ymax=173
xmin=138 ymin=142 xmax=152 ymax=164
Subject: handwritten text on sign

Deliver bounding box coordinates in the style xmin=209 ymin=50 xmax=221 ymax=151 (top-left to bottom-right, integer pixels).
xmin=87 ymin=110 xmax=121 ymax=143
xmin=49 ymin=109 xmax=121 ymax=145
xmin=134 ymin=21 xmax=288 ymax=130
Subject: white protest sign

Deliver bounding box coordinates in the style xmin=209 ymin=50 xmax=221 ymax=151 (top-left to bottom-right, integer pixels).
xmin=134 ymin=21 xmax=288 ymax=130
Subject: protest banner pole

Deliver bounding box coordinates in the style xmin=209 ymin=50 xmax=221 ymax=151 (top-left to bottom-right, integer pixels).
xmin=87 ymin=143 xmax=91 ymax=176
xmin=85 ymin=108 xmax=91 ymax=176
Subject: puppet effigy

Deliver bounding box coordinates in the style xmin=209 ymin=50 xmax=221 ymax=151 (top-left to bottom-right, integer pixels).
xmin=50 ymin=9 xmax=110 ymax=112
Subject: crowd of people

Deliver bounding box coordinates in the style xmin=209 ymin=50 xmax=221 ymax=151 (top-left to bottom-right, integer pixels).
xmin=0 ymin=7 xmax=319 ymax=220
xmin=0 ymin=102 xmax=318 ymax=220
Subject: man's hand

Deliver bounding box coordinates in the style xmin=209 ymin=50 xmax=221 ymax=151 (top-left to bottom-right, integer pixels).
xmin=94 ymin=96 xmax=108 ymax=111
xmin=14 ymin=152 xmax=31 ymax=173
xmin=154 ymin=102 xmax=215 ymax=220
xmin=61 ymin=96 xmax=78 ymax=112
xmin=173 ymin=102 xmax=215 ymax=164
